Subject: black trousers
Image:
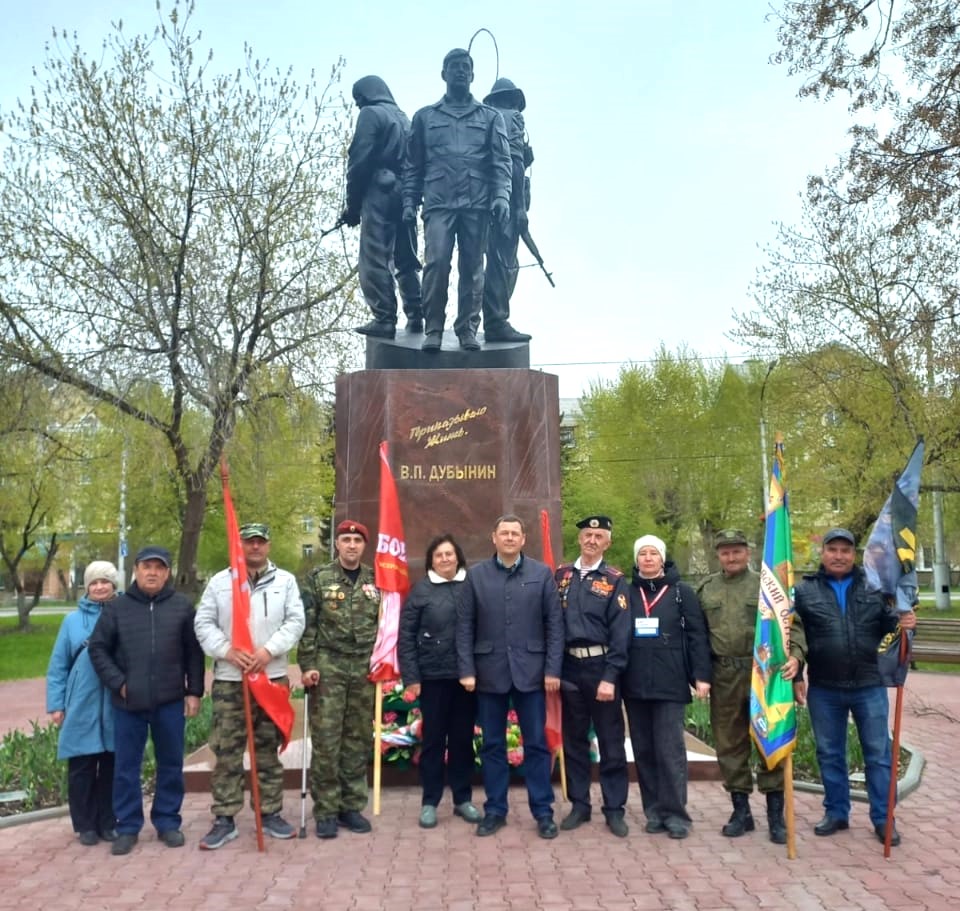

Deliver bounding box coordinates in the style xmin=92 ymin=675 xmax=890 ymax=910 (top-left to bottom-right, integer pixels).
xmin=417 ymin=678 xmax=477 ymax=807
xmin=67 ymin=751 xmax=116 ymax=834
xmin=561 ymin=654 xmax=628 ymax=815
xmin=624 ymin=699 xmax=691 ymax=826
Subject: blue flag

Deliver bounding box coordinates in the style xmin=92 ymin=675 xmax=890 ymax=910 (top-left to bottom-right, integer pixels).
xmin=863 ymin=439 xmax=924 ymax=686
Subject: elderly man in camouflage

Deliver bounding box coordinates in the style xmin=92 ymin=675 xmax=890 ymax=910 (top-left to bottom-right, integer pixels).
xmin=696 ymin=529 xmax=805 ymax=844
xmin=299 ymin=520 xmax=381 ymax=838
xmin=194 ymin=523 xmax=305 ymax=849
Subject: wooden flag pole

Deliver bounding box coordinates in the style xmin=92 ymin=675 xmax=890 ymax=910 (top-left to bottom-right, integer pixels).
xmin=883 ymin=632 xmax=910 ymax=858
xmin=372 ymin=680 xmax=384 ymax=816
xmin=558 ymin=746 xmax=567 ymax=802
xmin=784 ymin=754 xmax=796 ymax=860
xmin=242 ymin=673 xmax=265 ymax=852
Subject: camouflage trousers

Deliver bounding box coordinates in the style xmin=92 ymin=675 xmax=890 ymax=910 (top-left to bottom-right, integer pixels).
xmin=710 ymin=663 xmax=784 ymax=793
xmin=209 ymin=677 xmax=288 ymax=817
xmin=308 ymin=654 xmax=374 ymax=819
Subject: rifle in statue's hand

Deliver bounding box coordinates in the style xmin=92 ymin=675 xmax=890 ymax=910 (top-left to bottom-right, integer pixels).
xmin=520 ymin=227 xmax=555 ymax=288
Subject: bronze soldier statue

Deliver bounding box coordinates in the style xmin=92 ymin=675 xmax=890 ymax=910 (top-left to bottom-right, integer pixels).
xmin=402 ymin=49 xmax=512 ymax=352
xmin=477 ymin=77 xmax=532 ymax=343
xmin=344 ymin=76 xmax=423 ymax=339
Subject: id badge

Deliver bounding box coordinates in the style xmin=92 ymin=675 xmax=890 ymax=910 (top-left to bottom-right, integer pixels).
xmin=634 ymin=617 xmax=660 ymax=638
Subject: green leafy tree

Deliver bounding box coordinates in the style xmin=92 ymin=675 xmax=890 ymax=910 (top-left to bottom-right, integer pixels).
xmin=0 ymin=2 xmax=360 ymax=594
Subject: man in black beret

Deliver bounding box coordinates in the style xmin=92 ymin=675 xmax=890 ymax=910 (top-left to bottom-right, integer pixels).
xmin=554 ymin=515 xmax=631 ymax=836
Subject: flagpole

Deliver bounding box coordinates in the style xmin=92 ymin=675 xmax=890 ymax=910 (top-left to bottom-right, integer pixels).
xmin=373 ymin=680 xmax=384 ymax=816
xmin=883 ymin=631 xmax=909 ymax=858
xmin=242 ymin=673 xmax=265 ymax=852
xmin=784 ymin=754 xmax=796 ymax=860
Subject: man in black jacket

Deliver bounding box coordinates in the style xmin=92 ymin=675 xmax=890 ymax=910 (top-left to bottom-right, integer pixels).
xmin=89 ymin=545 xmax=205 ymax=856
xmin=794 ymin=527 xmax=916 ymax=846
xmin=456 ymin=514 xmax=563 ymax=839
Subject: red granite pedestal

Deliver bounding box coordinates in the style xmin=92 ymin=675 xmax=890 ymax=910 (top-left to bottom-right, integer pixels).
xmin=334 ymin=367 xmax=563 ymax=575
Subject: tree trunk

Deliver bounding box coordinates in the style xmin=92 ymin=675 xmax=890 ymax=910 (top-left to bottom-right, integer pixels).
xmin=16 ymin=585 xmax=29 ymax=631
xmin=177 ymin=482 xmax=208 ymax=597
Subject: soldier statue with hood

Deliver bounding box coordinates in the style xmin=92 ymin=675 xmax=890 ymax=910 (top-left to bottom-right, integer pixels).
xmin=344 ymin=76 xmax=424 ymax=339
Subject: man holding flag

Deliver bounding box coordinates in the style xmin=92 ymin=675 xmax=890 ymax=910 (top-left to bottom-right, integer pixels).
xmin=794 ymin=527 xmax=917 ymax=846
xmin=194 ymin=523 xmax=305 ymax=849
xmin=699 ymin=529 xmax=805 ymax=844
xmin=300 ymin=521 xmax=380 ymax=838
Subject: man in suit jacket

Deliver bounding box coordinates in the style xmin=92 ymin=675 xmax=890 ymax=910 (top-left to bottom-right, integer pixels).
xmin=457 ymin=514 xmax=563 ymax=839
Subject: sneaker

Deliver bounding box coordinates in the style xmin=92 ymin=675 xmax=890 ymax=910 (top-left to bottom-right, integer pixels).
xmin=537 ymin=816 xmax=559 ymax=839
xmin=418 ymin=805 xmax=438 ymax=829
xmin=315 ymin=817 xmax=338 ymax=839
xmin=453 ymin=802 xmax=482 ymax=823
xmin=476 ymin=814 xmax=507 ymax=837
xmin=111 ymin=833 xmax=138 ymax=856
xmin=199 ymin=816 xmax=238 ymax=851
xmin=337 ymin=810 xmax=372 ymax=833
xmin=78 ymin=830 xmax=99 ymax=846
xmin=261 ymin=813 xmax=296 ymax=840
xmin=158 ymin=828 xmax=185 ymax=848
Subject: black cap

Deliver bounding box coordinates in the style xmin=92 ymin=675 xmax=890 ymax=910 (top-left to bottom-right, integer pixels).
xmin=714 ymin=529 xmax=748 ymax=548
xmin=576 ymin=515 xmax=612 ymax=531
xmin=135 ymin=545 xmax=172 ymax=567
xmin=822 ymin=527 xmax=856 ymax=546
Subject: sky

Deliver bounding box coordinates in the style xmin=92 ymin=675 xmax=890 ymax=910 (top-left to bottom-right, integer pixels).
xmin=0 ymin=0 xmax=857 ymax=398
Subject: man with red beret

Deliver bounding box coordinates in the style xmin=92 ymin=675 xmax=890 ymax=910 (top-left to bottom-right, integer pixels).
xmin=299 ymin=520 xmax=381 ymax=838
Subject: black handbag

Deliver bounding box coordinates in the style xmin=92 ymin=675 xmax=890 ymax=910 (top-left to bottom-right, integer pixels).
xmin=675 ymin=586 xmax=695 ymax=687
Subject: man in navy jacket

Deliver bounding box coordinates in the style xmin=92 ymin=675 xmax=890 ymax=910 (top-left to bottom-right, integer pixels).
xmin=457 ymin=514 xmax=563 ymax=838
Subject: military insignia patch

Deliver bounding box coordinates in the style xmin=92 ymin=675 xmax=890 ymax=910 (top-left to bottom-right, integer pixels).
xmin=617 ymin=593 xmax=627 ymax=610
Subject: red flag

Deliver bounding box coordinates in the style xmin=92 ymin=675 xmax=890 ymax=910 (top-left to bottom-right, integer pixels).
xmin=369 ymin=441 xmax=410 ymax=682
xmin=221 ymin=461 xmax=295 ymax=749
xmin=540 ymin=509 xmax=563 ymax=756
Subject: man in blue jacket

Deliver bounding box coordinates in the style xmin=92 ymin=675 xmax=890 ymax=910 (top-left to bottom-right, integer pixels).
xmin=88 ymin=545 xmax=205 ymax=856
xmin=794 ymin=527 xmax=916 ymax=847
xmin=456 ymin=514 xmax=564 ymax=839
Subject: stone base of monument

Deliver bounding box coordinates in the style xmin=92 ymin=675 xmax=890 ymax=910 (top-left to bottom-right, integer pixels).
xmin=182 ymin=732 xmax=719 ymax=793
xmin=363 ymin=328 xmax=530 ymax=370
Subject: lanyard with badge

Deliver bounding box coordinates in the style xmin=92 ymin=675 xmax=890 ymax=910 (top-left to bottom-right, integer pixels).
xmin=634 ymin=585 xmax=668 ymax=638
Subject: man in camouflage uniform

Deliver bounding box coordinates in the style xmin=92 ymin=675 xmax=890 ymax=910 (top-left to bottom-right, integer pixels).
xmin=299 ymin=520 xmax=381 ymax=838
xmin=194 ymin=523 xmax=305 ymax=849
xmin=555 ymin=515 xmax=632 ymax=837
xmin=697 ymin=529 xmax=805 ymax=844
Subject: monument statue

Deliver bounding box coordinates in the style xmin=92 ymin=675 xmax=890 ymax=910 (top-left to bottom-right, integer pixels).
xmin=343 ymin=76 xmax=424 ymax=339
xmin=476 ymin=77 xmax=532 ymax=343
xmin=401 ymin=49 xmax=512 ymax=353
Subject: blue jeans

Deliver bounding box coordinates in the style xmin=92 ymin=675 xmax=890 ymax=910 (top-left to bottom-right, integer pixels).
xmin=806 ymin=684 xmax=892 ymax=827
xmin=476 ymin=688 xmax=554 ymax=820
xmin=112 ymin=700 xmax=185 ymax=835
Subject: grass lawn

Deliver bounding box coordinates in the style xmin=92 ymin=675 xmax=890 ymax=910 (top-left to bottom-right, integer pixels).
xmin=0 ymin=615 xmax=62 ymax=681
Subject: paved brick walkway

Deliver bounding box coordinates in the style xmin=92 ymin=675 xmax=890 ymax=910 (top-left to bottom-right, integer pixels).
xmin=2 ymin=672 xmax=958 ymax=911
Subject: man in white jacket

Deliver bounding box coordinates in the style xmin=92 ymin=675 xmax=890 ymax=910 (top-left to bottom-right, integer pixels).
xmin=194 ymin=523 xmax=305 ymax=849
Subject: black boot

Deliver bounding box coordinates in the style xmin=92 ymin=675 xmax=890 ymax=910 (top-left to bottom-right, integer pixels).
xmin=721 ymin=791 xmax=755 ymax=837
xmin=766 ymin=791 xmax=787 ymax=845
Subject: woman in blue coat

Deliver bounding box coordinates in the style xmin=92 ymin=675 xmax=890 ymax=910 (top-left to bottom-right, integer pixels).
xmin=46 ymin=561 xmax=119 ymax=845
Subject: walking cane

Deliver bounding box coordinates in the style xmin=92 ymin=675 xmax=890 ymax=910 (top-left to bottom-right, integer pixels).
xmin=298 ymin=688 xmax=310 ymax=839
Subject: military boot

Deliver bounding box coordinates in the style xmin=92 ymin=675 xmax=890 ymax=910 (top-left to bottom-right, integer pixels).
xmin=721 ymin=791 xmax=755 ymax=837
xmin=766 ymin=791 xmax=787 ymax=845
